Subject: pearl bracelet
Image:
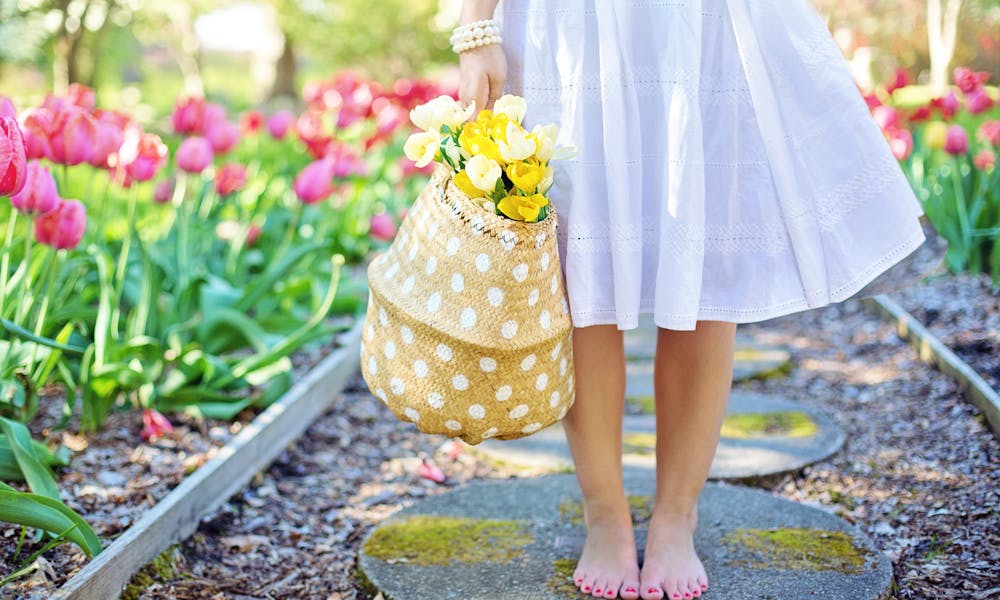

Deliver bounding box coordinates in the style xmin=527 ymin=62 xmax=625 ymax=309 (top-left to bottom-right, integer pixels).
xmin=450 ymin=18 xmax=502 ymax=54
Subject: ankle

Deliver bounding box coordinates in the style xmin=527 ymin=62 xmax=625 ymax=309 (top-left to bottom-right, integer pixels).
xmin=581 ymin=497 xmax=632 ymax=529
xmin=650 ymin=505 xmax=698 ymax=531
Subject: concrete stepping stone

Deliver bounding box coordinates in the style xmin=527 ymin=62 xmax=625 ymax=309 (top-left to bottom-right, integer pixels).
xmin=469 ymin=392 xmax=846 ymax=479
xmin=358 ymin=474 xmax=892 ymax=600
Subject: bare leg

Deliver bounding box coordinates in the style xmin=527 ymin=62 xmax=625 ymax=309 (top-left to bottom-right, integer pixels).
xmin=563 ymin=324 xmax=641 ymax=599
xmin=639 ymin=321 xmax=737 ymax=600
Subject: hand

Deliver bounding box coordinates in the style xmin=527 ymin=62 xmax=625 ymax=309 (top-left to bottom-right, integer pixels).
xmin=459 ymin=43 xmax=507 ymax=116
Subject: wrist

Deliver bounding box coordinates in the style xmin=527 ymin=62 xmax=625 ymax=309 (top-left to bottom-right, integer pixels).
xmin=459 ymin=0 xmax=498 ymax=24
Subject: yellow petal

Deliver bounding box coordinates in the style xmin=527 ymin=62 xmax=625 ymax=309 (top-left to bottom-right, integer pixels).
xmin=454 ymin=170 xmax=485 ymax=198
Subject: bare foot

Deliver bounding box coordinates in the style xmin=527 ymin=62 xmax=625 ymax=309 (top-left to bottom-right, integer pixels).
xmin=573 ymin=509 xmax=642 ymax=599
xmin=638 ymin=511 xmax=709 ymax=600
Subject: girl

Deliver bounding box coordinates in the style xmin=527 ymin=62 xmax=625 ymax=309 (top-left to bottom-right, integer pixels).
xmin=454 ymin=1 xmax=928 ymax=598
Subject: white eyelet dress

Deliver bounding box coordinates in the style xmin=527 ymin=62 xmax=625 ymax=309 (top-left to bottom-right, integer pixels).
xmin=498 ymin=0 xmax=928 ymax=331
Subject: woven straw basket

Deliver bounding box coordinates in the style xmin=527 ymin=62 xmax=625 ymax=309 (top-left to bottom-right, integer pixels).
xmin=360 ymin=164 xmax=575 ymax=445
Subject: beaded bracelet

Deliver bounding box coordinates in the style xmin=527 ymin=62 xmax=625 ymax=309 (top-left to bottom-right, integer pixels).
xmin=450 ymin=18 xmax=503 ymax=54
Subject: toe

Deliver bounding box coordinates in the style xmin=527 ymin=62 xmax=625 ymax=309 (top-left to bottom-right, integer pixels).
xmin=688 ymin=579 xmax=702 ymax=598
xmin=592 ymin=577 xmax=609 ymax=597
xmin=604 ymin=581 xmax=620 ymax=599
xmin=663 ymin=580 xmax=684 ymax=600
xmin=640 ymin=583 xmax=664 ymax=600
xmin=620 ymin=577 xmax=641 ymax=600
xmin=696 ymin=575 xmax=708 ymax=592
xmin=581 ymin=574 xmax=596 ymax=595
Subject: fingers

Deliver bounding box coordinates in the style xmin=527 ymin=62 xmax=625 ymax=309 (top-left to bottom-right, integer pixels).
xmin=487 ymin=72 xmax=506 ymax=111
xmin=459 ymin=72 xmax=489 ymax=118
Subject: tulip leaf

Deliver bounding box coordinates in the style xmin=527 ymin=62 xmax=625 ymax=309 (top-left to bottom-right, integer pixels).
xmin=0 ymin=417 xmax=60 ymax=502
xmin=0 ymin=319 xmax=85 ymax=354
xmin=0 ymin=487 xmax=102 ymax=557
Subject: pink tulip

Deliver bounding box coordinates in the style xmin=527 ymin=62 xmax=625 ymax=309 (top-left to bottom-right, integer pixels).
xmin=214 ymin=162 xmax=247 ymax=196
xmin=176 ymin=137 xmax=214 ymax=173
xmin=974 ymin=148 xmax=996 ymax=171
xmin=887 ymin=128 xmax=913 ymax=161
xmin=172 ymin=97 xmax=207 ymax=135
xmin=34 ymin=199 xmax=86 ymax=249
xmin=118 ymin=129 xmax=169 ymax=183
xmin=239 ymin=110 xmax=264 ymax=135
xmin=89 ymin=114 xmax=126 ymax=169
xmin=205 ymin=120 xmax=240 ymax=154
xmin=47 ymin=106 xmax=98 ymax=166
xmin=978 ymin=121 xmax=1000 ymax=147
xmin=953 ymin=67 xmax=990 ymax=94
xmin=871 ymin=105 xmax=899 ymax=131
xmin=293 ymin=157 xmax=335 ymax=204
xmin=885 ymin=68 xmax=911 ymax=95
xmin=0 ymin=97 xmax=15 ymax=119
xmin=141 ymin=408 xmax=173 ymax=441
xmin=296 ymin=111 xmax=332 ymax=159
xmin=266 ymin=111 xmax=295 ymax=140
xmin=10 ymin=161 xmax=58 ymax=215
xmin=966 ymin=88 xmax=995 ymax=115
xmin=19 ymin=109 xmax=52 ymax=160
xmin=1 ymin=117 xmax=27 ymax=197
xmin=931 ymin=91 xmax=959 ymax=119
xmin=417 ymin=458 xmax=446 ymax=484
xmin=153 ymin=178 xmax=175 ymax=204
xmin=66 ymin=83 xmax=96 ymax=111
xmin=944 ymin=125 xmax=969 ymax=156
xmin=369 ymin=213 xmax=397 ymax=241
xmin=246 ymin=223 xmax=262 ymax=247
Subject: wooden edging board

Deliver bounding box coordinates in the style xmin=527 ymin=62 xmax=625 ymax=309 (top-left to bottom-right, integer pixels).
xmin=864 ymin=294 xmax=1000 ymax=437
xmin=53 ymin=318 xmax=365 ymax=600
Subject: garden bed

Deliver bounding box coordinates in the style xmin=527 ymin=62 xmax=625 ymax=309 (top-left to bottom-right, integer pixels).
xmin=0 ymin=313 xmax=359 ymax=599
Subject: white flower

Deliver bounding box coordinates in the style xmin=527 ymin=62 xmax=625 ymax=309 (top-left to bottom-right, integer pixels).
xmin=538 ymin=164 xmax=555 ymax=194
xmin=441 ymin=136 xmax=463 ymax=167
xmin=404 ymin=130 xmax=441 ymax=168
xmin=409 ymin=95 xmax=476 ymax=132
xmin=531 ymin=124 xmax=559 ymax=161
xmin=465 ymin=154 xmax=502 ymax=193
xmin=552 ymin=144 xmax=578 ymax=160
xmin=494 ymin=95 xmax=528 ymax=123
xmin=498 ymin=122 xmax=538 ymax=162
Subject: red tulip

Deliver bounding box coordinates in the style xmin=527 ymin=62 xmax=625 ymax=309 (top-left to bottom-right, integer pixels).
xmin=885 ymin=68 xmax=911 ymax=95
xmin=908 ymin=105 xmax=933 ymax=123
xmin=887 ymin=128 xmax=913 ymax=161
xmin=214 ymin=162 xmax=247 ymax=196
xmin=19 ymin=109 xmax=52 ymax=160
xmin=974 ymin=148 xmax=996 ymax=172
xmin=944 ymin=125 xmax=969 ymax=156
xmin=953 ymin=67 xmax=989 ymax=94
xmin=0 ymin=97 xmax=15 ymax=119
xmin=296 ymin=110 xmax=332 ymax=158
xmin=10 ymin=161 xmax=58 ymax=215
xmin=417 ymin=458 xmax=446 ymax=484
xmin=862 ymin=93 xmax=882 ymax=110
xmin=154 ymin=178 xmax=175 ymax=204
xmin=1 ymin=117 xmax=27 ymax=197
xmin=266 ymin=111 xmax=295 ymax=140
xmin=206 ymin=120 xmax=240 ymax=154
xmin=172 ymin=97 xmax=207 ymax=135
xmin=34 ymin=199 xmax=86 ymax=249
xmin=966 ymin=88 xmax=995 ymax=115
xmin=930 ymin=91 xmax=959 ymax=119
xmin=47 ymin=106 xmax=98 ymax=166
xmin=141 ymin=408 xmax=173 ymax=441
xmin=293 ymin=158 xmax=335 ymax=204
xmin=239 ymin=110 xmax=264 ymax=134
xmin=978 ymin=121 xmax=1000 ymax=147
xmin=176 ymin=137 xmax=214 ymax=173
xmin=117 ymin=127 xmax=168 ymax=183
xmin=369 ymin=213 xmax=397 ymax=241
xmin=246 ymin=223 xmax=262 ymax=247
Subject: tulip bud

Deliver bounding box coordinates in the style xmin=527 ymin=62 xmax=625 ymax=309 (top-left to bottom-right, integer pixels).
xmin=34 ymin=199 xmax=86 ymax=249
xmin=19 ymin=109 xmax=52 ymax=160
xmin=239 ymin=110 xmax=264 ymax=135
xmin=154 ymin=178 xmax=175 ymax=204
xmin=293 ymin=158 xmax=335 ymax=204
xmin=141 ymin=408 xmax=173 ymax=441
xmin=47 ymin=106 xmax=98 ymax=166
xmin=966 ymin=88 xmax=995 ymax=115
xmin=978 ymin=121 xmax=1000 ymax=147
xmin=0 ymin=97 xmax=16 ymax=119
xmin=944 ymin=125 xmax=969 ymax=156
xmin=973 ymin=149 xmax=995 ymax=172
xmin=214 ymin=162 xmax=247 ymax=196
xmin=266 ymin=111 xmax=296 ymax=139
xmin=206 ymin=120 xmax=240 ymax=154
xmin=369 ymin=213 xmax=397 ymax=242
xmin=887 ymin=128 xmax=913 ymax=161
xmin=1 ymin=117 xmax=27 ymax=197
xmin=923 ymin=121 xmax=948 ymax=150
xmin=176 ymin=137 xmax=214 ymax=173
xmin=118 ymin=127 xmax=169 ymax=183
xmin=10 ymin=161 xmax=58 ymax=215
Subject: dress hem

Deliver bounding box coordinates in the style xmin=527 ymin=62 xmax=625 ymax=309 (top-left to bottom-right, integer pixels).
xmin=567 ymin=225 xmax=928 ymax=331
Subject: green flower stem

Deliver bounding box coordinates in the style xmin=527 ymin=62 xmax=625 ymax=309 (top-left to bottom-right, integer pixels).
xmin=26 ymin=250 xmax=61 ymax=369
xmin=950 ymin=156 xmax=971 ymax=257
xmin=169 ymin=172 xmax=191 ymax=296
xmin=111 ymin=184 xmax=140 ymax=335
xmin=0 ymin=210 xmax=19 ymax=320
xmin=0 ymin=222 xmax=34 ymax=377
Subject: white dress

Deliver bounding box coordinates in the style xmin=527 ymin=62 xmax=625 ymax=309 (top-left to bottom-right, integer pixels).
xmin=498 ymin=0 xmax=928 ymax=331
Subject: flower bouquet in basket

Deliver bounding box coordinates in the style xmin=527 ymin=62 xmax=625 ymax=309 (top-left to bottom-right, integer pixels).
xmin=360 ymin=94 xmax=577 ymax=444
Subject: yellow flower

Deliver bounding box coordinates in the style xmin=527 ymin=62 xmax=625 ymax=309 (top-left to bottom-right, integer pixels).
xmin=454 ymin=169 xmax=485 ymax=198
xmin=459 ymin=125 xmax=504 ymax=164
xmin=529 ymin=124 xmax=559 ymax=161
xmin=499 ymin=121 xmax=538 ymax=162
xmin=485 ymin=113 xmax=513 ymax=142
xmin=924 ymin=121 xmax=948 ymax=150
xmin=409 ymin=95 xmax=476 ymax=132
xmin=465 ymin=155 xmax=503 ymax=193
xmin=403 ymin=130 xmax=441 ymax=168
xmin=506 ymin=159 xmax=547 ymax=194
xmin=493 ymin=95 xmax=528 ymax=123
xmin=498 ymin=193 xmax=548 ymax=222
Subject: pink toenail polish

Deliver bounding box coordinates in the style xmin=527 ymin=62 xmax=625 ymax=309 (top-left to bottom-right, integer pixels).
xmin=584 ymin=586 xmax=591 ymax=592
xmin=595 ymin=589 xmax=602 ymax=594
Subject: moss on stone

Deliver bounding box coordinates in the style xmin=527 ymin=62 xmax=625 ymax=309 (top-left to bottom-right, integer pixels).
xmin=362 ymin=515 xmax=532 ymax=566
xmin=722 ymin=527 xmax=869 ymax=574
xmin=121 ymin=545 xmax=183 ymax=600
xmin=623 ymin=433 xmax=656 ymax=455
xmin=626 ymin=395 xmax=656 ymax=415
xmin=733 ymin=347 xmax=793 ymax=380
xmin=720 ymin=411 xmax=818 ymax=438
xmin=546 ymin=558 xmax=580 ymax=596
xmin=559 ymin=496 xmax=653 ymax=527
